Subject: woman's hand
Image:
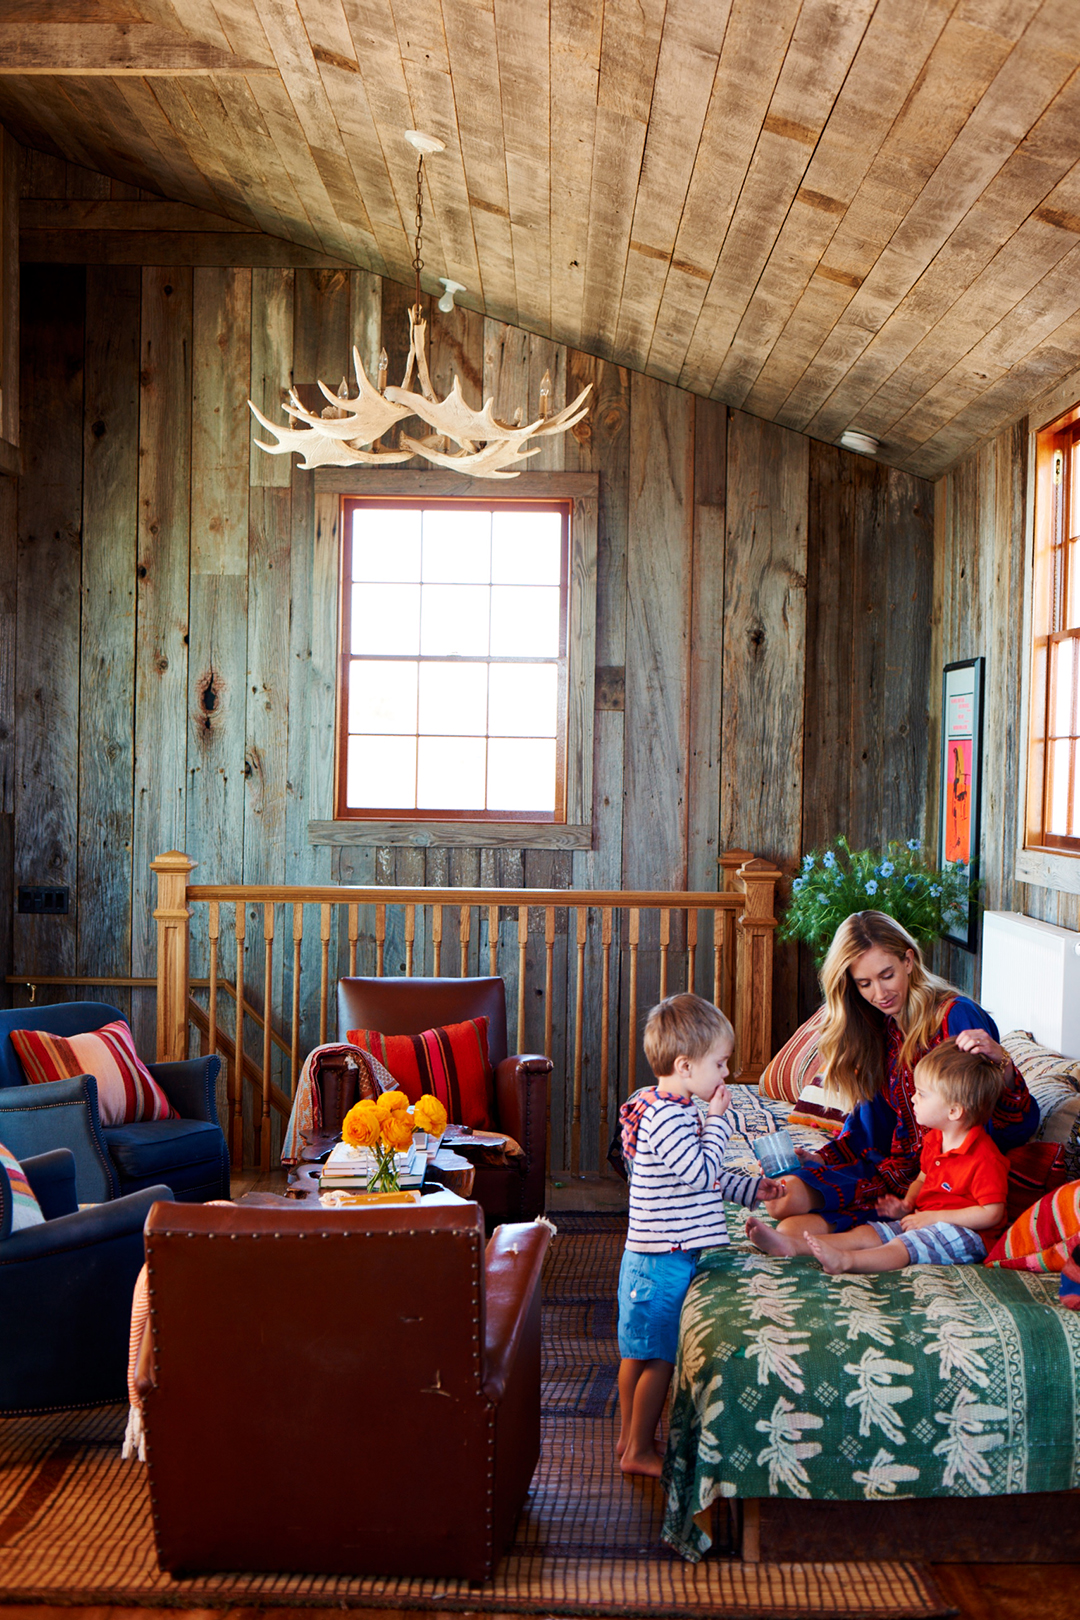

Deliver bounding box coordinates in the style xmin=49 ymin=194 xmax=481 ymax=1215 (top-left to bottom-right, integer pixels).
xmin=953 ymin=1027 xmax=1008 ymax=1065
xmin=794 ymin=1146 xmax=825 ymax=1168
xmin=875 ymin=1194 xmax=909 ymax=1219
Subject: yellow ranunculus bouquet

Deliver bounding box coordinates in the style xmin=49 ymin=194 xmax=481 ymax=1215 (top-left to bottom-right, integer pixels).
xmin=340 ymin=1089 xmax=448 ymax=1192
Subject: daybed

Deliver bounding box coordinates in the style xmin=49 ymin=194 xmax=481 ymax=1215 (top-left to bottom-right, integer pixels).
xmin=661 ymin=1040 xmax=1080 ymax=1563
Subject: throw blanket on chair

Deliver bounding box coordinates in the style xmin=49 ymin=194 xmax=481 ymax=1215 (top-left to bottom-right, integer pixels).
xmin=280 ymin=1043 xmax=399 ymax=1165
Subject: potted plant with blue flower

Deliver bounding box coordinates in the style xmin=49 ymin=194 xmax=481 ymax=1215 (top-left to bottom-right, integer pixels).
xmin=778 ymin=835 xmax=976 ymax=966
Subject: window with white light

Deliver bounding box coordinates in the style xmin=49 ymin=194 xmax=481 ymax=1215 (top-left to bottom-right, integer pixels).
xmin=1027 ymin=408 xmax=1080 ymax=853
xmin=337 ymin=498 xmax=570 ymax=821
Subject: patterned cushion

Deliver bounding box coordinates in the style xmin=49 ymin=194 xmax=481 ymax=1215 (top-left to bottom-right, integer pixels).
xmin=759 ymin=1006 xmax=826 ymax=1103
xmin=345 ymin=1016 xmax=494 ymax=1130
xmin=986 ymin=1175 xmax=1080 ymax=1271
xmin=1001 ymin=1030 xmax=1080 ymax=1091
xmin=10 ymin=1020 xmax=177 ymax=1128
xmin=0 ymin=1139 xmax=45 ymax=1235
xmin=788 ymin=1075 xmax=847 ymax=1137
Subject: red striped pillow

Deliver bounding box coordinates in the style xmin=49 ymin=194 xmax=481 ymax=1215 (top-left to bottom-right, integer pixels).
xmin=10 ymin=1020 xmax=177 ymax=1127
xmin=345 ymin=1016 xmax=494 ymax=1130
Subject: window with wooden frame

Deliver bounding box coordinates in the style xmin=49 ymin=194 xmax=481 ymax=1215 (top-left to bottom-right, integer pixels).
xmin=1027 ymin=406 xmax=1080 ymax=853
xmin=310 ymin=473 xmax=598 ymax=848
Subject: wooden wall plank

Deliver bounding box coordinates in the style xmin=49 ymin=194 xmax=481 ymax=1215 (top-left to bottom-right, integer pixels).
xmin=722 ymin=410 xmax=808 ymax=1048
xmin=131 ymin=266 xmax=192 ymax=1050
xmin=686 ymin=396 xmax=725 ymax=892
xmin=77 ymin=264 xmax=140 ymax=1004
xmin=14 ymin=265 xmax=84 ymax=987
xmin=249 ymin=266 xmax=294 ymax=489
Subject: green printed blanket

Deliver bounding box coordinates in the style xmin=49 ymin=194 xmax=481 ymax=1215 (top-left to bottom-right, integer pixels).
xmin=662 ymin=1208 xmax=1080 ymax=1561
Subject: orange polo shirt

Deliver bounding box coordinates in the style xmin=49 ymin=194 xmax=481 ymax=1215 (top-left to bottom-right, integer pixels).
xmin=917 ymin=1125 xmax=1010 ymax=1250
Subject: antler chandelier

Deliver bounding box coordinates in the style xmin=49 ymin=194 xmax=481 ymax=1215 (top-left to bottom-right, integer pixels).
xmin=249 ymin=132 xmax=591 ymax=480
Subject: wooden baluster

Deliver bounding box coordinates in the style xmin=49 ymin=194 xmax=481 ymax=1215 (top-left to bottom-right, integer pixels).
xmin=735 ymin=858 xmax=781 ymax=1082
xmin=713 ymin=908 xmax=724 ymax=1011
xmin=405 ymin=904 xmax=415 ymax=977
xmin=375 ymin=903 xmax=386 ymax=977
xmin=459 ymin=904 xmax=470 ymax=976
xmin=488 ymin=903 xmax=499 ymax=976
xmin=544 ymin=906 xmax=555 ymax=1060
xmin=659 ymin=908 xmax=670 ymax=1001
xmin=686 ymin=906 xmax=697 ymax=994
xmin=259 ymin=903 xmax=274 ymax=1171
xmin=347 ymin=903 xmax=359 ymax=977
xmin=628 ymin=907 xmax=640 ymax=1094
xmin=232 ymin=900 xmax=245 ymax=1167
xmin=571 ymin=906 xmax=586 ymax=1176
xmin=517 ymin=906 xmax=528 ymax=1053
xmin=599 ymin=907 xmax=612 ymax=1172
xmin=432 ymin=903 xmax=443 ymax=976
xmin=291 ymin=903 xmax=303 ymax=1096
xmin=319 ymin=903 xmax=331 ymax=1046
xmin=207 ymin=900 xmax=224 ymax=1132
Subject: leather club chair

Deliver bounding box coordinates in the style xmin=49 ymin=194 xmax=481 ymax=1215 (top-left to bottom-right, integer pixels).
xmin=0 ymin=1001 xmax=228 ymax=1204
xmin=137 ymin=1198 xmax=552 ymax=1581
xmin=0 ymin=1146 xmax=173 ymax=1416
xmin=337 ymin=976 xmax=550 ymax=1225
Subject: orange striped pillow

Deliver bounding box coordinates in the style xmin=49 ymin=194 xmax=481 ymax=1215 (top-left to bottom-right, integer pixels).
xmin=759 ymin=1006 xmax=827 ymax=1104
xmin=10 ymin=1020 xmax=176 ymax=1127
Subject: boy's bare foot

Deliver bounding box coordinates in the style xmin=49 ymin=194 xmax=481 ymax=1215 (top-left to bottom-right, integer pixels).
xmin=805 ymin=1234 xmax=852 ymax=1275
xmin=619 ymin=1447 xmax=664 ymax=1478
xmin=746 ymin=1216 xmax=799 ymax=1256
xmin=615 ymin=1435 xmax=626 ymax=1458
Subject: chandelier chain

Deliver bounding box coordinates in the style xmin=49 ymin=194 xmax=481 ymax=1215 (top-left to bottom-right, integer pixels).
xmin=412 ymin=154 xmax=425 ymax=312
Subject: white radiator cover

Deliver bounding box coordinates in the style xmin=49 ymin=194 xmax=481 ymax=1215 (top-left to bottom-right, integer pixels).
xmin=980 ymin=910 xmax=1080 ymax=1058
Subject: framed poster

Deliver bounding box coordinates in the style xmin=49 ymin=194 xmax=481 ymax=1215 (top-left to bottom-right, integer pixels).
xmin=938 ymin=656 xmax=984 ymax=951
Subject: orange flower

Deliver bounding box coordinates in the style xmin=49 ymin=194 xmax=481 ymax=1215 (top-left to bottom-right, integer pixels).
xmin=375 ymin=1087 xmax=409 ymax=1119
xmin=412 ymin=1094 xmax=448 ymax=1137
xmin=381 ymin=1109 xmax=415 ymax=1151
xmin=342 ymin=1099 xmax=381 ymax=1148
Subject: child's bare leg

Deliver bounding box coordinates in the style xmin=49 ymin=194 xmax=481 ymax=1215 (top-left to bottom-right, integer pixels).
xmin=807 ymin=1231 xmax=909 ymax=1276
xmin=618 ymin=1357 xmax=672 ymax=1478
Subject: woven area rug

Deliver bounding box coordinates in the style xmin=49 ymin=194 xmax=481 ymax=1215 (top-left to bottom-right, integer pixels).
xmin=0 ymin=1213 xmax=948 ymax=1618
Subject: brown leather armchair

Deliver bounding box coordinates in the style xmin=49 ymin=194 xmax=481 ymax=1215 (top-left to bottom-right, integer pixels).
xmin=337 ymin=976 xmax=551 ymax=1226
xmin=137 ymin=1198 xmax=552 ymax=1581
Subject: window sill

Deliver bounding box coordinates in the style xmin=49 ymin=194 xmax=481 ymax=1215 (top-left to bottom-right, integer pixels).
xmin=1015 ymin=845 xmax=1080 ymax=895
xmin=308 ymin=820 xmax=593 ymax=850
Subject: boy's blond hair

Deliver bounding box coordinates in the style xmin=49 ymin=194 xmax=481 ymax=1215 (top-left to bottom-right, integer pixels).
xmin=913 ymin=1038 xmax=1006 ymax=1127
xmin=643 ymin=993 xmax=733 ymax=1079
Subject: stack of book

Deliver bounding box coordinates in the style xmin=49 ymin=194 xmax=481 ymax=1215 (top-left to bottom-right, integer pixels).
xmin=319 ymin=1137 xmax=427 ymax=1193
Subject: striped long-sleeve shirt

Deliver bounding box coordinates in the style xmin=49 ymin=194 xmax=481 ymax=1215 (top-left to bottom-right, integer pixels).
xmin=625 ymin=1091 xmax=764 ymax=1254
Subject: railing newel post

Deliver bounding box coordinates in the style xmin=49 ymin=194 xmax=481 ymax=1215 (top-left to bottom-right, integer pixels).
xmin=734 ymin=857 xmax=780 ymax=1082
xmin=152 ymin=850 xmax=196 ymax=1064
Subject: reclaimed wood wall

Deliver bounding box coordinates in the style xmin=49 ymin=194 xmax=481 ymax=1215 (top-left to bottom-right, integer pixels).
xmin=931 ymin=419 xmax=1079 ymax=998
xmin=6 ymin=160 xmax=935 ymax=1168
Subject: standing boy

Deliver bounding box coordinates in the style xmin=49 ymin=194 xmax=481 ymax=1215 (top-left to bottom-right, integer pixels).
xmin=617 ymin=994 xmax=781 ymax=1477
xmin=747 ymin=1040 xmax=1009 ymax=1274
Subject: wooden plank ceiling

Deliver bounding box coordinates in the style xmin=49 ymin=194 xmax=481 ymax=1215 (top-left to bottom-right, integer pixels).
xmin=4 ymin=0 xmax=1080 ymax=478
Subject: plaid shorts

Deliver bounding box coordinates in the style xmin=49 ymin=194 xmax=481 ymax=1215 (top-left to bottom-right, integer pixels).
xmin=867 ymin=1219 xmax=987 ymax=1266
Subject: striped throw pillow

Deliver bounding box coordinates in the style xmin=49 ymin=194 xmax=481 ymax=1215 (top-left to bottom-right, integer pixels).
xmin=10 ymin=1019 xmax=176 ymax=1127
xmin=759 ymin=1005 xmax=826 ymax=1104
xmin=346 ymin=1016 xmax=494 ymax=1130
xmin=0 ymin=1139 xmax=45 ymax=1234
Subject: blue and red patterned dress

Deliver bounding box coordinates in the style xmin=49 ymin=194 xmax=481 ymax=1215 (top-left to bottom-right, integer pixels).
xmin=792 ymin=996 xmax=1038 ymax=1229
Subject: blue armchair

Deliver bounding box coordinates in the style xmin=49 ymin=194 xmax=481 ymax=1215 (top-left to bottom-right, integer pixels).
xmin=0 ymin=1002 xmax=229 ymax=1204
xmin=0 ymin=1146 xmax=173 ymax=1415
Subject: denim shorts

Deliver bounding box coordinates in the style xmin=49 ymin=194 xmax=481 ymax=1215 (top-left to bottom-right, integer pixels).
xmin=867 ymin=1219 xmax=987 ymax=1266
xmin=617 ymin=1249 xmax=699 ymax=1363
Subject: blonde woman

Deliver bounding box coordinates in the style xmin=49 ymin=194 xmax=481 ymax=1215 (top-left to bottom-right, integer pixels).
xmin=761 ymin=911 xmax=1037 ymax=1237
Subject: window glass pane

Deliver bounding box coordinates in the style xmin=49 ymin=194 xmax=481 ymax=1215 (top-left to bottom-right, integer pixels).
xmin=353 ymin=583 xmax=420 ymax=654
xmin=490 ymin=585 xmax=560 ymax=656
xmin=1049 ymin=737 xmax=1071 ymax=834
xmin=353 ymin=508 xmax=421 ymax=581
xmin=488 ymin=663 xmax=558 ymax=736
xmin=1069 ymin=446 xmax=1080 ymax=541
xmin=492 ymin=511 xmax=563 ymax=583
xmin=420 ymin=584 xmax=490 ymax=654
xmin=1051 ymin=638 xmax=1075 ymax=737
xmin=1071 ymin=743 xmax=1080 ymax=838
xmin=419 ymin=661 xmax=488 ymax=736
xmin=349 ymin=660 xmax=417 ymax=735
xmin=1068 ymin=537 xmax=1080 ymax=628
xmin=487 ymin=739 xmax=556 ymax=812
xmin=422 ymin=509 xmax=491 ymax=582
xmin=417 ymin=736 xmax=486 ymax=809
xmin=346 ymin=735 xmax=416 ymax=810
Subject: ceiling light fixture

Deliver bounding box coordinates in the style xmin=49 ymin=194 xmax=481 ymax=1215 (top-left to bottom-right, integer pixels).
xmin=839 ymin=429 xmax=881 ymax=456
xmin=248 ymin=130 xmax=591 ymax=478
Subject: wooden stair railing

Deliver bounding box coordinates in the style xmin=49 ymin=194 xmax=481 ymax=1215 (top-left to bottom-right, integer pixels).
xmin=151 ymin=850 xmax=780 ymax=1174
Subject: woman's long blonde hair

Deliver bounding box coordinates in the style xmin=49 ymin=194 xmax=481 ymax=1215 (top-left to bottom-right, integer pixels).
xmin=817 ymin=911 xmax=960 ymax=1106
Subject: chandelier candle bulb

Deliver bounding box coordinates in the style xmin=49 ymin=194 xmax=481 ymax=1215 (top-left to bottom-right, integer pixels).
xmin=539 ymin=370 xmax=552 ymax=418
